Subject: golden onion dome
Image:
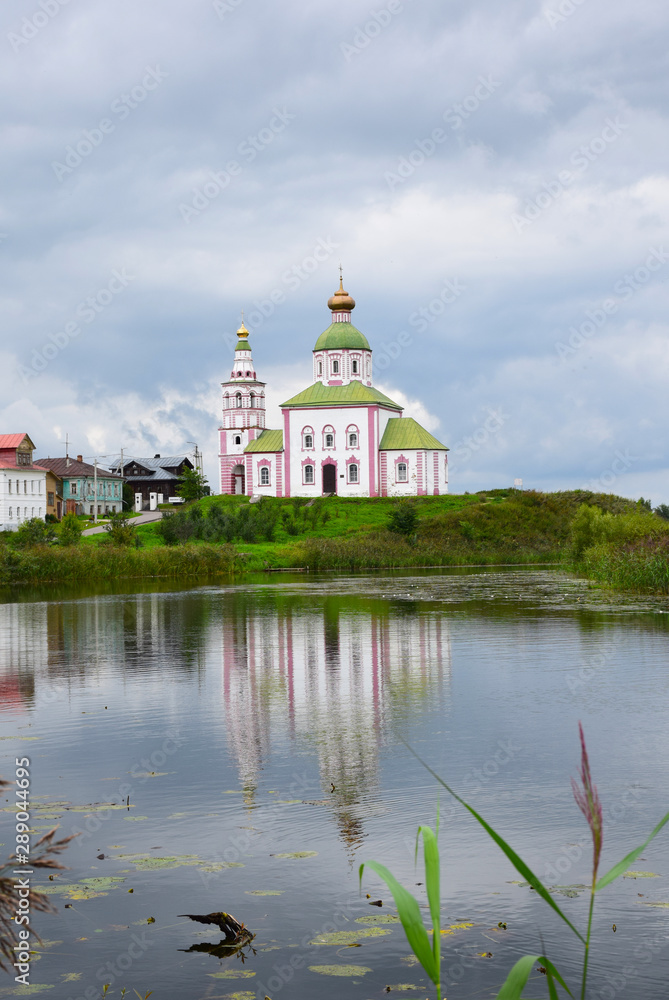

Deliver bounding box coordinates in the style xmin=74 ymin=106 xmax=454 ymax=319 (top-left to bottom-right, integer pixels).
xmin=327 ymin=277 xmax=355 ymax=313
xmin=236 ymin=321 xmax=249 ymax=339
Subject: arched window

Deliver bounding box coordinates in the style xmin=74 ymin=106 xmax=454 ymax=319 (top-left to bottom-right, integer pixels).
xmin=304 ymin=434 xmax=313 ymax=449
xmin=325 ymin=433 xmax=334 ymax=448
xmin=8 ymin=481 xmax=11 ymax=494
xmin=352 ymin=359 xmax=358 ymax=374
xmin=225 ymin=393 xmax=230 ymax=408
xmin=8 ymin=508 xmax=12 ymax=518
xmin=236 ymin=392 xmax=242 ymax=408
xmin=234 ymin=435 xmax=241 ymax=445
xmin=249 ymin=394 xmax=255 ymax=408
xmin=260 ymin=466 xmax=270 ymax=486
xmin=348 ymin=464 xmax=359 ymax=484
xmin=397 ymin=463 xmax=408 ymax=482
xmin=348 ymin=432 xmax=357 ymax=448
xmin=304 ymin=465 xmax=314 ymax=484
xmin=23 ymin=481 xmax=27 ymax=493
xmin=332 ymin=359 xmax=339 ymax=374
xmin=317 ymin=361 xmax=322 ymax=376
xmin=323 ymin=426 xmax=335 ymax=449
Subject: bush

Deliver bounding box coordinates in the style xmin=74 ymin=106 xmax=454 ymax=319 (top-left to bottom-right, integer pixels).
xmin=387 ymin=501 xmax=418 ymax=538
xmin=569 ymin=504 xmax=666 ymax=560
xmin=102 ymin=511 xmax=139 ymax=547
xmin=10 ymin=518 xmax=55 ymax=549
xmin=58 ymin=513 xmax=83 ymax=547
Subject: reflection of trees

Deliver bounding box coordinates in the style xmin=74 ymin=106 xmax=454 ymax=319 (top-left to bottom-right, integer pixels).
xmin=220 ymin=592 xmax=453 ymax=852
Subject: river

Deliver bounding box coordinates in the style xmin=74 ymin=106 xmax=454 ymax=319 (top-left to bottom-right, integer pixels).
xmin=1 ymin=568 xmax=668 ymax=1000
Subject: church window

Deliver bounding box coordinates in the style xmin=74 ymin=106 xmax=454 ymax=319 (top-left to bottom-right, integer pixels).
xmin=304 ymin=433 xmax=313 ymax=450
xmin=8 ymin=481 xmax=11 ymax=493
xmin=236 ymin=393 xmax=242 ymax=407
xmin=304 ymin=465 xmax=314 ymax=484
xmin=8 ymin=508 xmax=11 ymax=518
xmin=348 ymin=432 xmax=357 ymax=448
xmin=318 ymin=361 xmax=322 ymax=375
xmin=260 ymin=466 xmax=270 ymax=486
xmin=249 ymin=394 xmax=255 ymax=408
xmin=348 ymin=464 xmax=359 ymax=484
xmin=397 ymin=462 xmax=408 ymax=482
xmin=23 ymin=481 xmax=27 ymax=493
xmin=325 ymin=433 xmax=334 ymax=449
xmin=332 ymin=359 xmax=339 ymax=374
xmin=352 ymin=359 xmax=358 ymax=374
xmin=234 ymin=435 xmax=241 ymax=445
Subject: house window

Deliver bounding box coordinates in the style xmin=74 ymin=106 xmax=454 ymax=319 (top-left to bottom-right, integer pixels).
xmin=325 ymin=433 xmax=334 ymax=448
xmin=348 ymin=464 xmax=359 ymax=484
xmin=304 ymin=465 xmax=314 ymax=484
xmin=352 ymin=359 xmax=358 ymax=374
xmin=90 ymin=505 xmax=94 ymax=514
xmin=48 ymin=492 xmax=54 ymax=506
xmin=71 ymin=482 xmax=77 ymax=495
xmin=332 ymin=360 xmax=339 ymax=374
xmin=348 ymin=432 xmax=357 ymax=448
xmin=260 ymin=466 xmax=270 ymax=486
xmin=397 ymin=463 xmax=408 ymax=482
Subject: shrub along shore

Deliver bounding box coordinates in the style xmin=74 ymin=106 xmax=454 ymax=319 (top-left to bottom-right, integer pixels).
xmin=1 ymin=489 xmax=668 ymax=592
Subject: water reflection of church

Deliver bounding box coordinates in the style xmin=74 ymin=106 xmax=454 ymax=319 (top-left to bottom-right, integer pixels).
xmin=221 ymin=598 xmax=452 ymax=849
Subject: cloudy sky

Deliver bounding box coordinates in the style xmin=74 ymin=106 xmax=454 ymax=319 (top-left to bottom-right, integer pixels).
xmin=2 ymin=0 xmax=668 ymax=499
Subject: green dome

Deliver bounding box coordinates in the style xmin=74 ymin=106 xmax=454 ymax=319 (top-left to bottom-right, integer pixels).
xmin=313 ymin=323 xmax=370 ymax=352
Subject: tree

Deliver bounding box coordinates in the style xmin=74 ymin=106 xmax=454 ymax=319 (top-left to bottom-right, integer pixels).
xmin=177 ymin=466 xmax=210 ymax=502
xmin=655 ymin=504 xmax=669 ymax=521
xmin=58 ymin=512 xmax=83 ymax=547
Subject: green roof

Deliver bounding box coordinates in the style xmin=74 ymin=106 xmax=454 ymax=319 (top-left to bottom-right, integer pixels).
xmin=313 ymin=323 xmax=371 ymax=351
xmin=281 ymin=381 xmax=402 ymax=410
xmin=244 ymin=429 xmax=284 ymax=453
xmin=379 ymin=418 xmax=448 ymax=451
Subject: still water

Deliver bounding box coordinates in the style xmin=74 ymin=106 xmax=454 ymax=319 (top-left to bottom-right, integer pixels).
xmin=1 ymin=569 xmax=669 ymax=1000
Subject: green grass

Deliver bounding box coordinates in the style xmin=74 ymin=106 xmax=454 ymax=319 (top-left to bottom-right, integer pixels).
xmin=4 ymin=490 xmax=668 ymax=590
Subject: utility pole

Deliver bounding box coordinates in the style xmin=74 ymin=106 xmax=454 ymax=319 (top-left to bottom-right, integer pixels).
xmin=93 ymin=458 xmax=98 ymax=523
xmin=120 ymin=447 xmax=124 ymax=512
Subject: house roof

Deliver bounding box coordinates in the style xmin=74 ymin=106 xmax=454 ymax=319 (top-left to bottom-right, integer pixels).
xmin=0 ymin=433 xmax=35 ymax=449
xmin=245 ymin=429 xmax=284 ymax=453
xmin=108 ymin=456 xmax=192 ymax=473
xmin=313 ymin=323 xmax=371 ymax=352
xmin=120 ymin=467 xmax=181 ymax=482
xmin=34 ymin=458 xmax=121 ymax=479
xmin=379 ymin=417 xmax=449 ymax=451
xmin=281 ymin=382 xmax=402 ymax=410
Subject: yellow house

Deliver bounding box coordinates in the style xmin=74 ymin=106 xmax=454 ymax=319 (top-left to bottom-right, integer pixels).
xmin=35 ymin=466 xmax=64 ymax=521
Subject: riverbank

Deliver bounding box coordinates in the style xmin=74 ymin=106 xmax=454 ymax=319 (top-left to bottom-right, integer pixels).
xmin=3 ymin=488 xmax=666 ymax=589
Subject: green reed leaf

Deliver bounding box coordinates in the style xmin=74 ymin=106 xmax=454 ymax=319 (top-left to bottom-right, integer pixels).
xmin=416 ymin=825 xmax=440 ymax=974
xmin=596 ymin=810 xmax=669 ymax=891
xmin=402 ymin=742 xmax=585 ymax=944
xmin=496 ymin=955 xmax=571 ymax=999
xmin=359 ymin=860 xmax=436 ymax=984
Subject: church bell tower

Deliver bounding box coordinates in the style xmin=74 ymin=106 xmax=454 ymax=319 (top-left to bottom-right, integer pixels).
xmin=218 ymin=322 xmax=266 ymax=494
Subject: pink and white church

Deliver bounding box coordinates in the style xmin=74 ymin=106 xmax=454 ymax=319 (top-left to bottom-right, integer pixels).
xmin=218 ymin=280 xmax=449 ymax=498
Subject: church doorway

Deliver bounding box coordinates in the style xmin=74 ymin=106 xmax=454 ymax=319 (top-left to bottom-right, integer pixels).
xmin=322 ymin=463 xmax=336 ymax=495
xmin=232 ymin=464 xmax=245 ymax=495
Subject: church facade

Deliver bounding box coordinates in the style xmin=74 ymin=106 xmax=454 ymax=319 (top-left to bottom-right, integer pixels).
xmin=218 ymin=281 xmax=449 ymax=498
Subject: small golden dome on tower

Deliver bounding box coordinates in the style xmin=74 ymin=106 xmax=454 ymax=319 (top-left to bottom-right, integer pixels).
xmin=327 ymin=277 xmax=355 ymax=313
xmin=236 ymin=321 xmax=249 ymax=339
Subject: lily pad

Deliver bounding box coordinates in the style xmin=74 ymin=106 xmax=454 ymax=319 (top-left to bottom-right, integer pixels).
xmin=310 ymin=928 xmax=391 ymax=946
xmin=61 ymin=974 xmax=82 ymax=982
xmin=223 ymin=993 xmax=256 ymax=1000
xmin=401 ymin=956 xmax=420 ymax=966
xmin=273 ymin=851 xmax=318 ymax=859
xmin=309 ymin=965 xmax=371 ymax=977
xmin=624 ymin=871 xmax=659 ymax=879
xmin=440 ymin=921 xmax=475 ymax=935
xmin=0 ymin=986 xmax=54 ymax=995
xmin=384 ymin=986 xmax=420 ymax=992
xmin=208 ymin=970 xmax=256 ymax=980
xmin=356 ymin=914 xmax=400 ymax=925
xmin=124 ymin=815 xmax=149 ymax=821
xmin=640 ymin=901 xmax=669 ymax=907
xmin=38 ymin=877 xmax=126 ymax=900
xmin=246 ymin=890 xmax=284 ymax=896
